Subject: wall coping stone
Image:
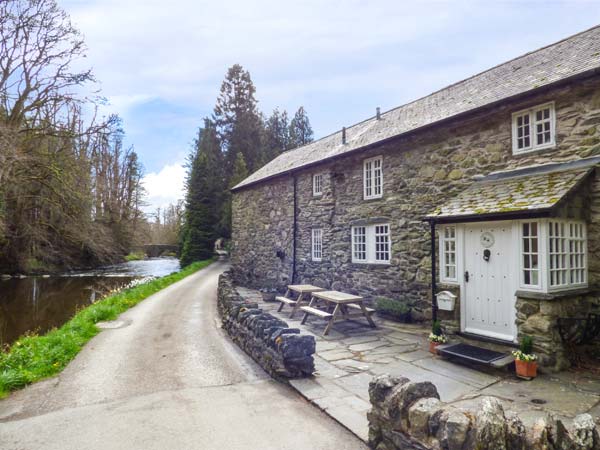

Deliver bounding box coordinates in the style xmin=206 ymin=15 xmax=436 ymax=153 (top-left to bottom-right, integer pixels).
xmin=368 ymin=374 xmax=600 ymax=450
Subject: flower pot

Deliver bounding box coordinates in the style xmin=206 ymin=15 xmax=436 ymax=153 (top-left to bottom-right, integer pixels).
xmin=515 ymin=359 xmax=538 ymax=379
xmin=429 ymin=341 xmax=441 ymax=355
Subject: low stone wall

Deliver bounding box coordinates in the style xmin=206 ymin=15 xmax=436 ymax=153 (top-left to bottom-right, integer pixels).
xmin=368 ymin=374 xmax=599 ymax=450
xmin=516 ymin=292 xmax=600 ymax=372
xmin=217 ymin=270 xmax=315 ymax=379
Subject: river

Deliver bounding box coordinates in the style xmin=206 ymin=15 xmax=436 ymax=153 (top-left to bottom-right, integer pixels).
xmin=0 ymin=257 xmax=180 ymax=346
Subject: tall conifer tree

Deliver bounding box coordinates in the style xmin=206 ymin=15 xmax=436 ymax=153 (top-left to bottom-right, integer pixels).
xmin=289 ymin=106 xmax=314 ymax=149
xmin=180 ymin=119 xmax=223 ymax=266
xmin=264 ymin=108 xmax=290 ymax=162
xmin=213 ymin=64 xmax=265 ymax=177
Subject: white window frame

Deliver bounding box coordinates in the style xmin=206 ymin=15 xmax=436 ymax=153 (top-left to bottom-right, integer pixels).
xmin=351 ymin=224 xmax=391 ymax=264
xmin=518 ymin=221 xmax=543 ymax=290
xmin=547 ymin=219 xmax=587 ymax=292
xmin=511 ymin=102 xmax=556 ymax=155
xmin=313 ymin=173 xmax=323 ymax=196
xmin=516 ymin=219 xmax=587 ymax=292
xmin=439 ymin=226 xmax=458 ymax=283
xmin=363 ymin=156 xmax=383 ymax=200
xmin=311 ymin=228 xmax=322 ymax=261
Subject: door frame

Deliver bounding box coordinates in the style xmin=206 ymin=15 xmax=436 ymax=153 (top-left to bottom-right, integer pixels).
xmin=458 ymin=221 xmax=519 ymax=343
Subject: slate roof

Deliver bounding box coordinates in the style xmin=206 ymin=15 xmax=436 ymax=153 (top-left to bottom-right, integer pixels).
xmin=233 ymin=26 xmax=600 ymax=191
xmin=426 ymin=157 xmax=600 ymax=222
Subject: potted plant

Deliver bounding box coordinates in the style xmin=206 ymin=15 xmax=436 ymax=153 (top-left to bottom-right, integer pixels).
xmin=428 ymin=320 xmax=447 ymax=354
xmin=512 ymin=335 xmax=538 ymax=379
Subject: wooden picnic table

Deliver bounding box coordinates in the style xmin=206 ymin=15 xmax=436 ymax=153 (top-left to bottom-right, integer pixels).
xmin=300 ymin=290 xmax=376 ymax=336
xmin=276 ymin=284 xmax=326 ymax=318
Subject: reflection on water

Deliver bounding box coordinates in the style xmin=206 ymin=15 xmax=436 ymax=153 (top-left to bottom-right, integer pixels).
xmin=0 ymin=257 xmax=180 ymax=346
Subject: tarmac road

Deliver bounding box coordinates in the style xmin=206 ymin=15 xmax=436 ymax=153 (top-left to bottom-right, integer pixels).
xmin=0 ymin=259 xmax=367 ymax=450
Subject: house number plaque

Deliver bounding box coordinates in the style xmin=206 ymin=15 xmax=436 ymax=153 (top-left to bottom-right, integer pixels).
xmin=480 ymin=231 xmax=495 ymax=248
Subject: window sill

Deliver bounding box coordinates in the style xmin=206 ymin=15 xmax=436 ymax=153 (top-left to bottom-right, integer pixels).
xmin=511 ymin=144 xmax=556 ymax=158
xmin=351 ymin=262 xmax=391 ymax=268
xmin=515 ymin=287 xmax=591 ymax=300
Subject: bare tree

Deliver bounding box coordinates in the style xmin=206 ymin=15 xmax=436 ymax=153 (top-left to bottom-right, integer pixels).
xmin=0 ymin=0 xmax=93 ymax=127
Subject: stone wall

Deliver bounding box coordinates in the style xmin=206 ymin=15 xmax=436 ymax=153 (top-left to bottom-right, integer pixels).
xmin=217 ymin=270 xmax=315 ymax=379
xmin=231 ymin=176 xmax=295 ymax=290
xmin=231 ymin=76 xmax=600 ymax=366
xmin=368 ymin=374 xmax=600 ymax=450
xmin=516 ymin=291 xmax=600 ymax=372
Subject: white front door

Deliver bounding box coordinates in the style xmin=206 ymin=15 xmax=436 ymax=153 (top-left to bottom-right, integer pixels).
xmin=463 ymin=222 xmax=516 ymax=341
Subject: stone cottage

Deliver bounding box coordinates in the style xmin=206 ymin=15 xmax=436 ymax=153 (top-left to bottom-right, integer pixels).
xmin=230 ymin=26 xmax=600 ymax=371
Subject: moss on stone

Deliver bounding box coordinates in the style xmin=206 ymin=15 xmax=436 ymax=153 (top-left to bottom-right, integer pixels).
xmin=579 ymin=136 xmax=600 ymax=147
xmin=448 ymin=169 xmax=463 ymax=180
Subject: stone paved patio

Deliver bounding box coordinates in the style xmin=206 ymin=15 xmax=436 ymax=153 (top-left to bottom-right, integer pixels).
xmin=240 ymin=288 xmax=600 ymax=442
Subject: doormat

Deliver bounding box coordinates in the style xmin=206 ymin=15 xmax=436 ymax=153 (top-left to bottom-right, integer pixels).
xmin=438 ymin=343 xmax=506 ymax=364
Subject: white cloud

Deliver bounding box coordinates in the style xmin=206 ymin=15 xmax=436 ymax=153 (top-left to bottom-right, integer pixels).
xmin=142 ymin=163 xmax=186 ymax=214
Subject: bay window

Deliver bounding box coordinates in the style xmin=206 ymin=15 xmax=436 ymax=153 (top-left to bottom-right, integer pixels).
xmin=519 ymin=219 xmax=587 ymax=291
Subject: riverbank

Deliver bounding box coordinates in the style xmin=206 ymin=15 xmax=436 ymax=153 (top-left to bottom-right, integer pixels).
xmin=0 ymin=258 xmax=214 ymax=398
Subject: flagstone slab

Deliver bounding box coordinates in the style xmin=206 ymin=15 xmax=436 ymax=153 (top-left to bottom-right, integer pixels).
xmin=324 ymin=404 xmax=369 ymax=442
xmin=341 ymin=335 xmax=382 ymax=345
xmin=364 ymin=343 xmax=419 ymax=356
xmin=331 ymin=359 xmax=372 ymax=373
xmin=373 ymin=360 xmax=477 ymax=402
xmin=413 ymin=357 xmax=500 ymax=389
xmin=334 ymin=372 xmax=373 ymax=401
xmin=348 ymin=341 xmax=389 ymax=352
xmin=315 ymin=340 xmax=340 ymax=352
xmin=395 ymin=349 xmax=432 ymax=362
xmin=479 ymin=377 xmax=600 ymax=417
xmin=313 ymin=356 xmax=350 ymax=379
xmin=358 ymin=355 xmax=396 ymax=364
xmin=318 ymin=348 xmax=357 ymax=362
xmin=289 ymin=377 xmax=349 ymax=401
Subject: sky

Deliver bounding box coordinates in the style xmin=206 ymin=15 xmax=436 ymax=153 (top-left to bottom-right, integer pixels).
xmin=59 ymin=0 xmax=600 ymax=214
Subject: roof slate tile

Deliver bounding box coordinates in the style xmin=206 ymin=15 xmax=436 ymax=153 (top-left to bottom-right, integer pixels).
xmin=233 ymin=26 xmax=600 ymax=191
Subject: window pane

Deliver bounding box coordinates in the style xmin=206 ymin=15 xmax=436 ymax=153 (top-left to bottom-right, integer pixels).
xmin=522 ymin=222 xmax=539 ymax=287
xmin=441 ymin=226 xmax=457 ymax=281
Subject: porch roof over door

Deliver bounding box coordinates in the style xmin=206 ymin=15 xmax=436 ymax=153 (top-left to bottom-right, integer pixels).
xmin=426 ymin=157 xmax=600 ymax=224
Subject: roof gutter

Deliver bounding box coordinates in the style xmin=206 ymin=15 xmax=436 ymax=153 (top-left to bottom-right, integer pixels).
xmin=424 ymin=208 xmax=553 ymax=225
xmin=231 ymin=67 xmax=600 ymax=193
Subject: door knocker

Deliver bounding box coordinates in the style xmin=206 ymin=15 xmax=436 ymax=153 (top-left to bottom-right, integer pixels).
xmin=483 ymin=249 xmax=491 ymax=262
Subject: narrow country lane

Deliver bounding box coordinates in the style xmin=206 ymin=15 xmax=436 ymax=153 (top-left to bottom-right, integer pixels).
xmin=0 ymin=260 xmax=367 ymax=450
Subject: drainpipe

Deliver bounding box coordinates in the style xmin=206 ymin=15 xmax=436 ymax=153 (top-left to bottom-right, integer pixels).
xmin=292 ymin=175 xmax=298 ymax=284
xmin=430 ymin=220 xmax=438 ymax=323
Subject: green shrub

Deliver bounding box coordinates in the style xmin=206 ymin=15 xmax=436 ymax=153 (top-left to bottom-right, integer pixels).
xmin=432 ymin=320 xmax=443 ymax=336
xmin=375 ymin=297 xmax=411 ymax=322
xmin=0 ymin=258 xmax=214 ymax=397
xmin=519 ymin=335 xmax=534 ymax=354
xmin=124 ymin=252 xmax=146 ymax=261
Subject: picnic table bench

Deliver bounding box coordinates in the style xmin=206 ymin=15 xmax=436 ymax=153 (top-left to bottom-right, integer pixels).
xmin=276 ymin=284 xmax=325 ymax=318
xmin=300 ymin=290 xmax=376 ymax=336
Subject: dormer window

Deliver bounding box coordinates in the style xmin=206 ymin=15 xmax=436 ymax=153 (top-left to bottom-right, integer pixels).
xmin=512 ymin=102 xmax=555 ymax=155
xmin=363 ymin=156 xmax=383 ymax=199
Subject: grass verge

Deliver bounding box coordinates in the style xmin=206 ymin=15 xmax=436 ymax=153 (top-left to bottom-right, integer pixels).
xmin=0 ymin=258 xmax=214 ymax=398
